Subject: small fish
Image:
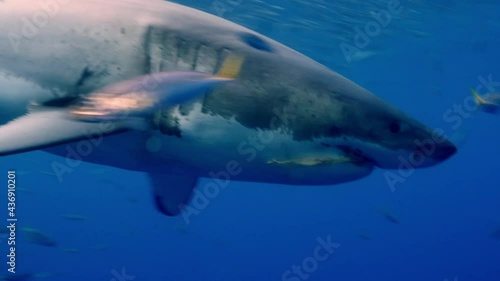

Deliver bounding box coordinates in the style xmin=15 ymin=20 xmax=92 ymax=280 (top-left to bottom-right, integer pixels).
xmin=350 ymin=50 xmax=377 ymax=62
xmin=100 ymin=179 xmax=127 ymax=190
xmin=60 ymin=214 xmax=88 ymax=221
xmin=38 ymin=170 xmax=58 ymax=179
xmin=0 ymin=233 xmax=8 ymax=240
xmin=91 ymin=244 xmax=109 ymax=252
xmin=173 ymin=223 xmax=189 ymax=235
xmin=22 ymin=228 xmax=57 ymax=247
xmin=128 ymin=197 xmax=140 ymax=203
xmin=0 ymin=272 xmax=52 ymax=280
xmin=471 ymin=89 xmax=500 ymax=114
xmin=211 ymin=240 xmax=227 ymax=248
xmin=17 ymin=188 xmax=35 ymax=194
xmin=88 ymin=168 xmax=109 ymax=175
xmin=62 ymin=248 xmax=80 ymax=253
xmin=358 ymin=233 xmax=372 ymax=240
xmin=379 ymin=209 xmax=401 ymax=225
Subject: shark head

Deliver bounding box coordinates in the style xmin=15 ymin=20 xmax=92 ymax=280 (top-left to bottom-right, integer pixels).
xmin=315 ymin=86 xmax=457 ymax=169
xmin=324 ymin=66 xmax=456 ymax=171
xmin=197 ymin=43 xmax=457 ymax=172
xmin=267 ymin=62 xmax=457 ymax=170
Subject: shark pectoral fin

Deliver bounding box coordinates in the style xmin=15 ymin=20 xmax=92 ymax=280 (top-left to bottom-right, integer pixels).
xmin=0 ymin=109 xmax=129 ymax=156
xmin=148 ymin=173 xmax=199 ymax=216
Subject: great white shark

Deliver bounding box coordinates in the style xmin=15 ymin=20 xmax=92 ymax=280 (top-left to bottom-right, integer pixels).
xmin=0 ymin=0 xmax=456 ymax=216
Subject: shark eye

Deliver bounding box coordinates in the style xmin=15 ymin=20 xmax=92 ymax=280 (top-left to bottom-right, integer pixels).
xmin=388 ymin=122 xmax=401 ymax=134
xmin=239 ymin=32 xmax=273 ymax=52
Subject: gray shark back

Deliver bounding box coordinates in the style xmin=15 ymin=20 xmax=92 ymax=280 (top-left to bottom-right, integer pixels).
xmin=0 ymin=0 xmax=456 ymax=216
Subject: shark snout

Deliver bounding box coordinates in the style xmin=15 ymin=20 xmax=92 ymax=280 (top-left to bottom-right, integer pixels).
xmin=428 ymin=139 xmax=457 ymax=163
xmin=359 ymin=134 xmax=457 ymax=170
xmin=405 ymin=137 xmax=457 ymax=168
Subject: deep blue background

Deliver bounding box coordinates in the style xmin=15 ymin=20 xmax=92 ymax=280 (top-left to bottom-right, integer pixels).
xmin=1 ymin=1 xmax=499 ymax=280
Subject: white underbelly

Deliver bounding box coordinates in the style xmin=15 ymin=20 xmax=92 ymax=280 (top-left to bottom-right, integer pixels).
xmin=42 ymin=104 xmax=373 ymax=186
xmin=147 ymin=104 xmax=374 ymax=185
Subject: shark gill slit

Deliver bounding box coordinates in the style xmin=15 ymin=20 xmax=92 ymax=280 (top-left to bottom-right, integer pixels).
xmin=145 ymin=26 xmax=233 ymax=136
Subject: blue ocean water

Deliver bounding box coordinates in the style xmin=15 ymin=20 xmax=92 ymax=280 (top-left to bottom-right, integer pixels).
xmin=1 ymin=0 xmax=500 ymax=280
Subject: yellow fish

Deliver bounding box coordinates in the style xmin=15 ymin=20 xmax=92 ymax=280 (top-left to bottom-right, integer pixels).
xmin=471 ymin=89 xmax=500 ymax=114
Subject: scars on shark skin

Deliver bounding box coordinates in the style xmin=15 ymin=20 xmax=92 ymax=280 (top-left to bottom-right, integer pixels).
xmin=0 ymin=0 xmax=457 ymax=217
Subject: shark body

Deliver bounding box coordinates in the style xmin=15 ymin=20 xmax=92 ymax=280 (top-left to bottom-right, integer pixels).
xmin=0 ymin=0 xmax=456 ymax=215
